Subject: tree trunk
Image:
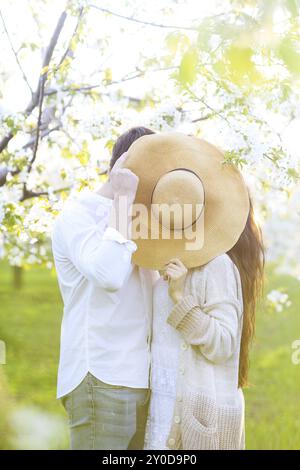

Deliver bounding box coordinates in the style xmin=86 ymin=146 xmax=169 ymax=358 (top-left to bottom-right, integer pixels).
xmin=13 ymin=266 xmax=23 ymax=290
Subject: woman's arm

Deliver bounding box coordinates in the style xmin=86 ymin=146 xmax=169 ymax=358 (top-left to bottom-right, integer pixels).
xmin=166 ymin=255 xmax=243 ymax=364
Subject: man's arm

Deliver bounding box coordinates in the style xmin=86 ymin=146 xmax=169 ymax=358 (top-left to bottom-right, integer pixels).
xmin=52 ymin=152 xmax=140 ymax=292
xmin=52 ymin=203 xmax=137 ymax=292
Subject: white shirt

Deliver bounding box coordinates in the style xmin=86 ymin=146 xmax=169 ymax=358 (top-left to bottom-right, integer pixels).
xmin=51 ymin=189 xmax=155 ymax=399
xmin=144 ymin=277 xmax=181 ymax=450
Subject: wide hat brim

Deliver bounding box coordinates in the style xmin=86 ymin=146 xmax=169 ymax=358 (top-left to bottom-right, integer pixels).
xmin=124 ymin=132 xmax=250 ymax=270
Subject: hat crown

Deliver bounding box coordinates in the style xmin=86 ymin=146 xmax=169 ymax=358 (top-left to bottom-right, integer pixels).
xmin=151 ymin=169 xmax=205 ymax=230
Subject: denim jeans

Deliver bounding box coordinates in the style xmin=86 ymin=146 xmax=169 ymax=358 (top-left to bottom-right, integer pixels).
xmin=61 ymin=372 xmax=150 ymax=450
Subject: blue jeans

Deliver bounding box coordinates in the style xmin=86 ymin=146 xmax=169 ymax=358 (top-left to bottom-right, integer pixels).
xmin=61 ymin=372 xmax=150 ymax=450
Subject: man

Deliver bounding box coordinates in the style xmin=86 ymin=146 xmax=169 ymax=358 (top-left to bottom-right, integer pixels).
xmin=51 ymin=127 xmax=157 ymax=450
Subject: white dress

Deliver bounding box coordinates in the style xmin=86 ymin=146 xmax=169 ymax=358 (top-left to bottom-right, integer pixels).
xmin=143 ymin=277 xmax=182 ymax=450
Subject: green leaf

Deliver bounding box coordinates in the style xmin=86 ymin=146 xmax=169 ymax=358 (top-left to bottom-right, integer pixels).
xmin=40 ymin=65 xmax=49 ymax=76
xmin=105 ymin=139 xmax=115 ymax=152
xmin=287 ymin=168 xmax=299 ymax=181
xmin=61 ymin=147 xmax=73 ymax=159
xmin=223 ymin=45 xmax=261 ymax=84
xmin=277 ymin=38 xmax=300 ymax=76
xmin=60 ymin=169 xmax=67 ymax=180
xmin=165 ymin=31 xmax=190 ymax=54
xmin=178 ymin=47 xmax=198 ymax=85
xmin=223 ymin=150 xmax=247 ymax=168
xmin=77 ymin=141 xmax=89 ymax=165
xmin=104 ymin=68 xmax=112 ymax=84
xmin=213 ymin=59 xmax=227 ymax=77
xmin=285 ymin=0 xmax=300 ymax=17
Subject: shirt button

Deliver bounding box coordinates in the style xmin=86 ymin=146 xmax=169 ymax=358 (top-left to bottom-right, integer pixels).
xmin=177 ymin=396 xmax=183 ymax=402
xmin=174 ymin=415 xmax=181 ymax=424
xmin=179 ymin=366 xmax=185 ymax=375
xmin=181 ymin=342 xmax=187 ymax=350
xmin=168 ymin=438 xmax=175 ymax=447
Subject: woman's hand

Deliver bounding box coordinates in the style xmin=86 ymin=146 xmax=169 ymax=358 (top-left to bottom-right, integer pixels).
xmin=163 ymin=258 xmax=188 ymax=304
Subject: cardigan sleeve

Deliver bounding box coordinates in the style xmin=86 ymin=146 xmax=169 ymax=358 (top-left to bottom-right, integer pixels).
xmin=166 ymin=255 xmax=243 ymax=364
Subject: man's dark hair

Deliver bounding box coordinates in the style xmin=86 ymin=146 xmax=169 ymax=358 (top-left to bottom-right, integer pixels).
xmin=110 ymin=126 xmax=155 ymax=170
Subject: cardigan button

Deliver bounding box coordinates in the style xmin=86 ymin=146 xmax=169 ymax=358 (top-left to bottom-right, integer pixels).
xmin=181 ymin=342 xmax=187 ymax=350
xmin=168 ymin=438 xmax=175 ymax=447
xmin=174 ymin=415 xmax=181 ymax=424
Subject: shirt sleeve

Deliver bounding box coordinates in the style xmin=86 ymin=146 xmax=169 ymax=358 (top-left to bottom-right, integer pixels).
xmin=52 ymin=200 xmax=137 ymax=293
xmin=166 ymin=255 xmax=243 ymax=364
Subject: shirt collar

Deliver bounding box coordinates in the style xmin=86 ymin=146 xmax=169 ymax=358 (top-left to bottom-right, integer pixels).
xmin=78 ymin=188 xmax=113 ymax=206
xmin=69 ymin=188 xmax=113 ymax=216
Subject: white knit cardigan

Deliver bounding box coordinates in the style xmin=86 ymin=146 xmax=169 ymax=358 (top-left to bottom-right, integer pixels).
xmin=163 ymin=253 xmax=245 ymax=450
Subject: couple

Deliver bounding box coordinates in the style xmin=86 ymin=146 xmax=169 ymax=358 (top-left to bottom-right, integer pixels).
xmin=51 ymin=127 xmax=264 ymax=450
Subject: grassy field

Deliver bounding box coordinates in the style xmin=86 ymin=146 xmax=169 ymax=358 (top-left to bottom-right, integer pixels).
xmin=0 ymin=261 xmax=300 ymax=449
xmin=244 ymin=267 xmax=300 ymax=449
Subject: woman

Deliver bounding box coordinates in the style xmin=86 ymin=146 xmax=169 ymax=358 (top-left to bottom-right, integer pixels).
xmin=143 ymin=198 xmax=264 ymax=450
xmin=122 ymin=131 xmax=264 ymax=450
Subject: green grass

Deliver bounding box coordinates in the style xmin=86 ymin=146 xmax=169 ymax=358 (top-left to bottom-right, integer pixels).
xmin=244 ymin=267 xmax=300 ymax=449
xmin=0 ymin=262 xmax=300 ymax=449
xmin=0 ymin=264 xmax=63 ymax=414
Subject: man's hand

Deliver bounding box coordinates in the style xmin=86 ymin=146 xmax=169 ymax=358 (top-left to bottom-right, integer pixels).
xmin=108 ymin=152 xmax=139 ymax=239
xmin=163 ymin=258 xmax=188 ymax=304
xmin=110 ymin=152 xmax=139 ymax=202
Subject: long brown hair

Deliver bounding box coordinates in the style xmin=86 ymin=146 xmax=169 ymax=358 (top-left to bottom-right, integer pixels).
xmin=227 ymin=196 xmax=265 ymax=388
xmin=110 ymin=126 xmax=155 ymax=170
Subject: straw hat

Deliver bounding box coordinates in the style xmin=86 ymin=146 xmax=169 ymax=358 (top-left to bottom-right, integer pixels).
xmin=124 ymin=131 xmax=249 ymax=270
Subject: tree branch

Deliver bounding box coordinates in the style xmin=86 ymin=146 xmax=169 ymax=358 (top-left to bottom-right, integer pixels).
xmin=20 ymin=10 xmax=68 ymax=201
xmin=20 ymin=189 xmax=49 ymax=202
xmin=22 ymin=125 xmax=61 ymax=150
xmin=191 ymin=114 xmax=213 ymax=122
xmin=0 ymin=9 xmax=33 ymax=95
xmin=20 ymin=185 xmax=72 ymax=202
xmin=88 ymin=4 xmax=199 ymax=31
xmin=44 ymin=66 xmax=178 ymax=98
xmin=185 ymin=86 xmax=231 ymax=126
xmin=28 ymin=10 xmax=68 ymax=115
xmin=0 ymin=10 xmax=67 ymax=154
xmin=26 ymin=73 xmax=46 ymax=176
xmin=0 ymin=124 xmax=61 ymax=188
xmin=56 ymin=6 xmax=84 ymax=69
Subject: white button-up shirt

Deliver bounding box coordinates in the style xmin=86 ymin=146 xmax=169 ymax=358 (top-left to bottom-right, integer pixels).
xmin=51 ymin=189 xmax=156 ymax=398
